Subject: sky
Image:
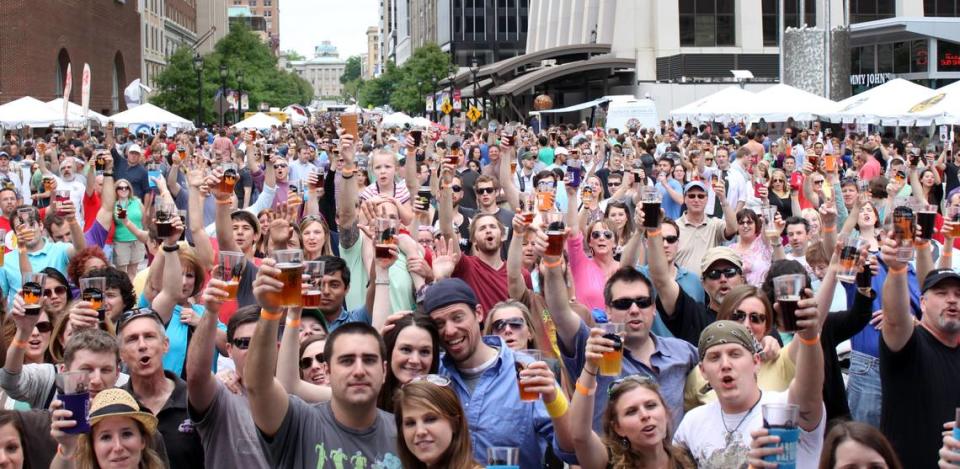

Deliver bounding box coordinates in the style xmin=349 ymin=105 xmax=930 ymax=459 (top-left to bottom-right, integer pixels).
xmin=279 ymin=0 xmax=380 ymax=59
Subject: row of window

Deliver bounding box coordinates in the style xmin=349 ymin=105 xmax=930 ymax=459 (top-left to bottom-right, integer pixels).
xmin=451 ymin=0 xmax=528 ymax=41
xmin=852 ymin=39 xmax=960 ymax=74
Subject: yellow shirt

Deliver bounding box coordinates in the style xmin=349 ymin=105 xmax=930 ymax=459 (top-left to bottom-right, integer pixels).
xmin=683 ymin=343 xmax=797 ymax=412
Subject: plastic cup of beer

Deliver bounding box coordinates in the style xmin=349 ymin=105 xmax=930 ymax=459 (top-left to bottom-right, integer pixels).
xmin=486 ymin=447 xmax=520 ymax=469
xmin=641 ymin=187 xmax=661 ymax=229
xmin=55 ymin=190 xmax=71 ymax=216
xmin=154 ymin=202 xmax=176 ymax=239
xmin=216 ymin=251 xmax=245 ymax=300
xmin=375 ymin=218 xmax=398 ymax=260
xmin=302 ymin=260 xmax=326 ymax=308
xmin=42 ymin=176 xmax=55 ymax=192
xmin=891 ymin=199 xmax=915 ymax=262
xmin=762 ymin=205 xmax=780 ymax=238
xmin=80 ymin=277 xmax=107 ymax=324
xmin=519 ymin=193 xmax=536 ymax=224
xmin=762 ymin=403 xmax=800 ymax=467
xmin=21 ymin=272 xmax=46 ymax=316
xmin=598 ymin=323 xmax=625 ymax=376
xmin=15 ymin=208 xmax=35 ymax=244
xmin=773 ymin=274 xmax=805 ymax=332
xmin=415 ymin=186 xmax=432 ymax=211
xmin=824 ymin=153 xmax=838 ymax=172
xmin=219 ymin=163 xmax=239 ymax=197
xmin=544 ymin=211 xmax=566 ymax=257
xmin=59 ymin=370 xmax=91 ymax=434
xmin=948 ymin=206 xmax=960 ymax=239
xmin=537 ymin=180 xmax=555 ymax=212
xmin=515 ymin=349 xmax=542 ymax=402
xmin=509 ymin=158 xmax=517 ymax=174
xmin=273 ymin=249 xmax=304 ymax=307
xmin=582 ymin=185 xmax=595 ymax=205
xmin=916 ymin=202 xmax=936 ymax=241
xmin=837 ymin=234 xmax=863 ymax=284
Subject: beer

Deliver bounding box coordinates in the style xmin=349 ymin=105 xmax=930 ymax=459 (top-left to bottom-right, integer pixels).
xmin=43 ymin=177 xmax=55 ymax=192
xmin=545 ymin=221 xmax=565 ymax=257
xmin=411 ymin=130 xmax=422 ymax=146
xmin=522 ymin=212 xmax=535 ymax=224
xmin=55 ymin=191 xmax=70 ymax=216
xmin=219 ymin=167 xmax=238 ymax=195
xmin=951 ymin=211 xmax=960 ymax=238
xmin=642 ymin=202 xmax=661 ymax=228
xmin=22 ymin=281 xmax=42 ymax=315
xmin=95 ymin=155 xmax=105 ymax=172
xmin=856 ymin=259 xmax=873 ymax=288
xmin=509 ymin=160 xmax=517 ymax=174
xmin=892 ymin=206 xmax=915 ymax=261
xmin=116 ymin=204 xmax=127 ymax=219
xmin=777 ymin=296 xmax=800 ymax=332
xmin=302 ymin=289 xmax=322 ymax=308
xmin=582 ymin=186 xmax=594 ymax=205
xmin=837 ymin=246 xmax=859 ymax=283
xmin=276 ymin=262 xmax=304 ymax=307
xmin=824 ymin=154 xmax=838 ymax=172
xmin=223 ymin=280 xmax=239 ymax=300
xmin=599 ymin=333 xmax=624 ymax=376
xmin=537 ymin=191 xmax=555 ymax=212
xmin=341 ymin=113 xmax=359 ymax=139
xmin=375 ymin=220 xmax=397 ymax=259
xmin=444 ymin=152 xmax=461 ymax=168
xmin=515 ymin=362 xmax=538 ymax=401
xmin=917 ymin=210 xmax=936 ymax=240
xmin=156 ymin=221 xmax=175 ymax=238
xmin=808 ymin=154 xmax=818 ymax=168
xmin=82 ymin=288 xmax=104 ymax=313
xmin=415 ymin=188 xmax=431 ymax=211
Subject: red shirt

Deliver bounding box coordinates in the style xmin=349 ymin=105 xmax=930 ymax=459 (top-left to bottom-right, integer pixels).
xmin=859 ymin=159 xmax=883 ymax=180
xmin=452 ymin=255 xmax=531 ymax=313
xmin=83 ymin=191 xmax=100 ymax=232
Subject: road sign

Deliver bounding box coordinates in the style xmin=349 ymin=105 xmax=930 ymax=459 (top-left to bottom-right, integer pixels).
xmin=466 ymin=106 xmax=481 ymax=123
xmin=441 ymin=99 xmax=453 ymax=115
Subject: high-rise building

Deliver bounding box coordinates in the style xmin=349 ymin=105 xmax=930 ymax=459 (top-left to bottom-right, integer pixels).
xmin=164 ymin=0 xmax=199 ymax=59
xmin=142 ymin=0 xmax=167 ymax=89
xmin=230 ymin=0 xmax=279 ymax=53
xmin=196 ymin=0 xmax=229 ymax=54
xmin=0 ymin=0 xmax=141 ymax=113
xmin=366 ymin=26 xmax=380 ymax=78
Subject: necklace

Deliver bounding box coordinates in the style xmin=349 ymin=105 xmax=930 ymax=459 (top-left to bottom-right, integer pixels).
xmin=719 ymin=391 xmax=762 ymax=445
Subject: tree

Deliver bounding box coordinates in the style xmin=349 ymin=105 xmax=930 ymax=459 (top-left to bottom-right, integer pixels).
xmin=151 ymin=23 xmax=313 ymax=124
xmin=341 ymin=56 xmax=363 ymax=84
xmin=282 ymin=49 xmax=306 ymax=61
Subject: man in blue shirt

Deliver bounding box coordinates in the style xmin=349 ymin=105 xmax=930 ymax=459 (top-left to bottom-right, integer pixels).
xmin=1 ymin=204 xmax=85 ymax=301
xmin=422 ymin=279 xmax=556 ymax=469
xmin=654 ymin=157 xmax=684 ymax=219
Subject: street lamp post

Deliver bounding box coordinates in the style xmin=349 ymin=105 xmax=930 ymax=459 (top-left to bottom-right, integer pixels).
xmin=236 ymin=69 xmax=244 ymax=123
xmin=448 ymin=70 xmax=455 ymax=122
xmin=193 ymin=53 xmax=203 ymax=128
xmin=417 ymin=80 xmax=423 ymax=115
xmin=470 ymin=57 xmax=479 ymax=119
xmin=219 ymin=63 xmax=228 ymax=126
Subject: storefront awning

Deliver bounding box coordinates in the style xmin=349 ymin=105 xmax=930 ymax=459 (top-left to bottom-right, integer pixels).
xmin=488 ymin=56 xmax=635 ymax=97
xmin=528 ymin=96 xmax=613 ymax=115
xmin=849 ymin=16 xmax=960 ymax=46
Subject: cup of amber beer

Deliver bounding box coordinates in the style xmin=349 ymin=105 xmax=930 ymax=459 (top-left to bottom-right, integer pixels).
xmin=80 ymin=277 xmax=107 ymax=324
xmin=302 ymin=260 xmax=326 ymax=308
xmin=515 ymin=349 xmax=542 ymax=402
xmin=544 ymin=211 xmax=565 ymax=257
xmin=375 ymin=219 xmax=398 ymax=260
xmin=837 ymin=234 xmax=863 ymax=283
xmin=519 ymin=193 xmax=536 ymax=224
xmin=891 ymin=198 xmax=915 ymax=262
xmin=273 ymin=249 xmax=304 ymax=307
xmin=598 ymin=322 xmax=625 ymax=376
xmin=216 ymin=251 xmax=245 ymax=300
xmin=219 ymin=163 xmax=239 ymax=197
xmin=948 ymin=205 xmax=960 ymax=238
xmin=22 ymin=272 xmax=46 ymax=316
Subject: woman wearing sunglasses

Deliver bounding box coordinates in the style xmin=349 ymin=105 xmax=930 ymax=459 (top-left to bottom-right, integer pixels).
xmin=298 ymin=334 xmax=328 ymax=386
xmin=112 ymin=178 xmax=146 ymax=281
xmin=767 ymin=169 xmax=793 ymax=220
xmin=570 ymin=328 xmax=695 ymax=469
xmin=564 ymin=185 xmax=621 ymax=311
xmin=2 ymin=307 xmax=54 ymax=366
xmin=729 ymin=209 xmax=774 ymax=286
xmin=393 ymin=377 xmax=483 ymax=469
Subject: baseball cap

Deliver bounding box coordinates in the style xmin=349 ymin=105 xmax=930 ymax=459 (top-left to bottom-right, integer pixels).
xmin=700 ymin=246 xmax=743 ymax=274
xmin=698 ymin=320 xmax=758 ymax=361
xmin=684 ymin=181 xmax=707 ymax=194
xmin=127 ymin=144 xmax=142 ymax=154
xmin=921 ymin=268 xmax=960 ymax=294
xmin=421 ymin=278 xmax=478 ymax=313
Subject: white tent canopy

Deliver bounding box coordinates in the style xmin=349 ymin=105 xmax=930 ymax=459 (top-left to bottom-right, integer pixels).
xmin=867 ymin=80 xmax=960 ymax=126
xmin=381 ymin=112 xmax=413 ymax=128
xmin=827 ymin=78 xmax=933 ymax=125
xmin=109 ymin=103 xmax=194 ymax=130
xmin=410 ymin=116 xmax=432 ymax=128
xmin=0 ymin=97 xmax=64 ymax=127
xmin=669 ymin=86 xmax=756 ymax=123
xmin=282 ymin=105 xmax=308 ymax=125
xmin=748 ymin=84 xmax=839 ymax=122
xmin=232 ymin=112 xmax=282 ymax=130
xmin=45 ymin=98 xmax=109 ymax=126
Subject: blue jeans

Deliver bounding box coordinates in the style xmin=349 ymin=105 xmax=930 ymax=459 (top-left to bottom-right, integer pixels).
xmin=847 ymin=350 xmax=882 ymax=428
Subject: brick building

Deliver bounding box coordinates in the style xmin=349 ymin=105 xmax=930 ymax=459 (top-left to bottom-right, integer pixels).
xmin=0 ymin=0 xmax=142 ymax=115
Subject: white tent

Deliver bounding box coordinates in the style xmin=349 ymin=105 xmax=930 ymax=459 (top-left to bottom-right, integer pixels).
xmin=748 ymin=84 xmax=838 ymax=122
xmin=46 ymin=98 xmax=109 ymax=126
xmin=232 ymin=112 xmax=282 ymax=130
xmin=109 ymin=103 xmax=194 ymax=130
xmin=669 ymin=86 xmax=756 ymax=123
xmin=410 ymin=116 xmax=432 ymax=128
xmin=282 ymin=105 xmax=309 ymax=125
xmin=0 ymin=97 xmax=64 ymax=127
xmin=869 ymin=80 xmax=960 ymax=126
xmin=827 ymin=78 xmax=933 ymax=125
xmin=381 ymin=112 xmax=413 ymax=128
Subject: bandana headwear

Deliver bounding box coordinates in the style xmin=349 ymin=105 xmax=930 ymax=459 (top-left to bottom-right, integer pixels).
xmin=697 ymin=320 xmax=758 ymax=361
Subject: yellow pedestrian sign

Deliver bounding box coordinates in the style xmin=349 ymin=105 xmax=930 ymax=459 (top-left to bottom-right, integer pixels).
xmin=440 ymin=99 xmax=453 ymax=115
xmin=467 ymin=106 xmax=482 ymax=123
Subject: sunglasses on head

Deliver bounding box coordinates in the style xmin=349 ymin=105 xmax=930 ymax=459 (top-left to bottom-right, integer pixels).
xmin=731 ymin=310 xmax=766 ymax=325
xmin=609 ymin=296 xmax=653 ymax=310
xmin=43 ymin=285 xmax=67 ymax=297
xmin=299 ymin=353 xmax=325 ymax=369
xmin=117 ymin=307 xmax=163 ymax=332
xmin=231 ymin=337 xmax=251 ymax=350
xmin=608 ymin=373 xmax=656 ymax=396
xmin=591 ymin=230 xmax=614 ymax=240
xmin=492 ymin=317 xmax=526 ymax=333
xmin=403 ymin=374 xmax=451 ymax=388
xmin=35 ymin=321 xmax=53 ymax=333
xmin=704 ymin=267 xmax=741 ymax=280
xmin=476 ymin=187 xmax=496 ymax=195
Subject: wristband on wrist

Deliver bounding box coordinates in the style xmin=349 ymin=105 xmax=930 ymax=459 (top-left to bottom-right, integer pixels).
xmin=260 ymin=308 xmax=283 ymax=321
xmin=102 ymin=172 xmax=113 ymax=178
xmin=286 ymin=318 xmax=301 ymax=329
xmin=821 ymin=225 xmax=836 ymax=233
xmin=797 ymin=334 xmax=820 ymax=346
xmin=544 ymin=390 xmax=569 ymax=418
xmin=215 ymin=199 xmax=232 ymax=205
xmin=162 ymin=244 xmax=180 ymax=253
xmin=10 ymin=338 xmax=27 ymax=350
xmin=646 ymin=229 xmax=662 ymax=238
xmin=542 ymin=258 xmax=562 ymax=269
xmin=575 ymin=381 xmax=596 ymax=397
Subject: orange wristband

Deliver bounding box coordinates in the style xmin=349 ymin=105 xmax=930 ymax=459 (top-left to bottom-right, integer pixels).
xmin=215 ymin=199 xmax=232 ymax=205
xmin=542 ymin=258 xmax=562 ymax=269
xmin=286 ymin=318 xmax=301 ymax=329
xmin=821 ymin=226 xmax=836 ymax=233
xmin=10 ymin=338 xmax=26 ymax=350
xmin=260 ymin=308 xmax=283 ymax=321
xmin=575 ymin=382 xmax=595 ymax=396
xmin=646 ymin=229 xmax=662 ymax=238
xmin=797 ymin=334 xmax=820 ymax=346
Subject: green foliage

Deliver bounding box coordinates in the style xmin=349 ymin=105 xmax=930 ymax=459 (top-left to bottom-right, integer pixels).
xmin=341 ymin=56 xmax=363 ymax=84
xmin=356 ymin=43 xmax=454 ymax=114
xmin=282 ymin=49 xmax=306 ymax=61
xmin=150 ymin=23 xmax=313 ymax=124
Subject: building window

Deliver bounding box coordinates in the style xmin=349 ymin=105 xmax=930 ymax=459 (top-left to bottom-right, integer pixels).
xmin=925 ymin=0 xmax=960 ymax=16
xmin=851 ymin=0 xmax=895 ymax=23
xmin=265 ymin=10 xmax=271 ymax=16
xmin=912 ymin=40 xmax=929 ymax=72
xmin=938 ymin=40 xmax=960 ymax=71
xmin=249 ymin=0 xmax=256 ymax=5
xmin=264 ymin=0 xmax=271 ymax=4
xmin=877 ymin=43 xmax=893 ymax=73
xmin=679 ymin=0 xmax=736 ymax=47
xmin=761 ymin=0 xmax=816 ymax=46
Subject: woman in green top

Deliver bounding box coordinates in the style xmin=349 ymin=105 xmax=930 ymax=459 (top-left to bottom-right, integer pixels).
xmin=113 ymin=178 xmax=146 ymax=279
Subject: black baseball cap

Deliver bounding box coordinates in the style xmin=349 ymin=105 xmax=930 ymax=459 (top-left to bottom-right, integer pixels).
xmin=921 ymin=268 xmax=960 ymax=294
xmin=421 ymin=278 xmax=478 ymax=313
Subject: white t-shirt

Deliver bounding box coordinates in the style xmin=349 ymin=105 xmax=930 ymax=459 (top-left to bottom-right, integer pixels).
xmin=673 ymin=390 xmax=825 ymax=469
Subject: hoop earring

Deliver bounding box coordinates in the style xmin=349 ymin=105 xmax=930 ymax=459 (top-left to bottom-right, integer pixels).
xmin=619 ymin=436 xmax=630 ymax=449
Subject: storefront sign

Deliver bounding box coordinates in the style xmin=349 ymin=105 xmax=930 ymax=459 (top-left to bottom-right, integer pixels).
xmin=849 ymin=73 xmax=893 ymax=86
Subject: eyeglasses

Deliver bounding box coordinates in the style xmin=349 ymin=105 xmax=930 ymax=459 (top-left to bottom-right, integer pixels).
xmin=116 ymin=186 xmax=130 ymax=191
xmin=608 ymin=374 xmax=656 ymax=396
xmin=663 ymin=235 xmax=679 ymax=244
xmin=704 ymin=267 xmax=741 ymax=280
xmin=812 ymin=180 xmax=824 ymax=185
xmin=43 ymin=285 xmax=68 ymax=297
xmin=731 ymin=310 xmax=766 ymax=325
xmin=686 ymin=193 xmax=706 ymax=199
xmin=451 ymin=185 xmax=462 ymax=192
xmin=591 ymin=230 xmax=614 ymax=240
xmin=404 ymin=374 xmax=452 ymax=388
xmin=299 ymin=353 xmax=325 ymax=369
xmin=705 ymin=158 xmax=714 ymax=162
xmin=117 ymin=307 xmax=163 ymax=332
xmin=609 ymin=296 xmax=653 ymax=310
xmin=35 ymin=321 xmax=53 ymax=334
xmin=772 ymin=179 xmax=785 ymax=183
xmin=492 ymin=317 xmax=526 ymax=333
xmin=231 ymin=337 xmax=252 ymax=350
xmin=476 ymin=187 xmax=496 ymax=195
xmin=273 ymin=164 xmax=288 ymax=169
xmin=608 ymin=181 xmax=621 ymax=187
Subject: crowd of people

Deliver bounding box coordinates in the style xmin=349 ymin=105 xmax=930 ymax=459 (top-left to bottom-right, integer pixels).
xmin=0 ymin=114 xmax=956 ymax=468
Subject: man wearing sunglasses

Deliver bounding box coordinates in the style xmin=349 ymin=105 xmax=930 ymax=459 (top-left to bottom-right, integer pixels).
xmin=674 ymin=181 xmax=738 ymax=276
xmin=186 ymin=295 xmax=271 ymax=468
xmin=474 ymin=176 xmax=514 ymax=259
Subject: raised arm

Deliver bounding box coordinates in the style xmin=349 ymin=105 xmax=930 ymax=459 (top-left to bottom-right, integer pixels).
xmin=185 ymin=279 xmax=229 ymax=415
xmin=499 ymin=145 xmax=520 ymax=211
xmin=210 ymin=168 xmax=240 ymax=253
xmin=879 ymin=236 xmax=913 ymax=352
xmin=506 ymin=215 xmax=530 ymax=300
xmin=276 ymin=306 xmax=331 ymax=403
xmin=717 ymin=180 xmax=738 ymax=238
xmin=185 ymin=168 xmax=214 ymax=271
xmin=541 ymin=237 xmax=584 ymax=351
xmin=786 ymin=285 xmax=825 ymax=432
xmin=565 ymin=185 xmax=581 ymax=237
xmin=568 ymin=330 xmax=613 ymax=469
xmin=150 ymin=216 xmax=184 ymax=325
xmin=94 ymin=153 xmax=117 ymax=230
xmin=646 ymin=217 xmax=680 ymax=317
xmin=336 ymin=136 xmax=361 ymax=250
xmin=244 ymin=258 xmax=290 ymax=437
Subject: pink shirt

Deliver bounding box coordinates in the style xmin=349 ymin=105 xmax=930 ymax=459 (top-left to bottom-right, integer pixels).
xmin=567 ymin=233 xmax=610 ymax=311
xmin=859 ymin=159 xmax=882 ymax=180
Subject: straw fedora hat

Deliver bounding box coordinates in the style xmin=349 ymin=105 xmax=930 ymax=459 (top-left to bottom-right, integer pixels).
xmin=87 ymin=389 xmax=158 ymax=435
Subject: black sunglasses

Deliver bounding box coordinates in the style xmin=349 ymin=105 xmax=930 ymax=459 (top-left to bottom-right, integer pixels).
xmin=704 ymin=267 xmax=741 ymax=280
xmin=731 ymin=310 xmax=766 ymax=325
xmin=591 ymin=230 xmax=614 ymax=240
xmin=35 ymin=321 xmax=53 ymax=333
xmin=300 ymin=353 xmax=325 ymax=369
xmin=609 ymin=296 xmax=653 ymax=310
xmin=43 ymin=285 xmax=68 ymax=297
xmin=663 ymin=235 xmax=679 ymax=244
xmin=451 ymin=185 xmax=462 ymax=192
xmin=274 ymin=164 xmax=288 ymax=169
xmin=492 ymin=317 xmax=526 ymax=333
xmin=476 ymin=187 xmax=496 ymax=195
xmin=686 ymin=193 xmax=706 ymax=199
xmin=117 ymin=307 xmax=163 ymax=331
xmin=231 ymin=337 xmax=251 ymax=350
xmin=116 ymin=186 xmax=130 ymax=191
